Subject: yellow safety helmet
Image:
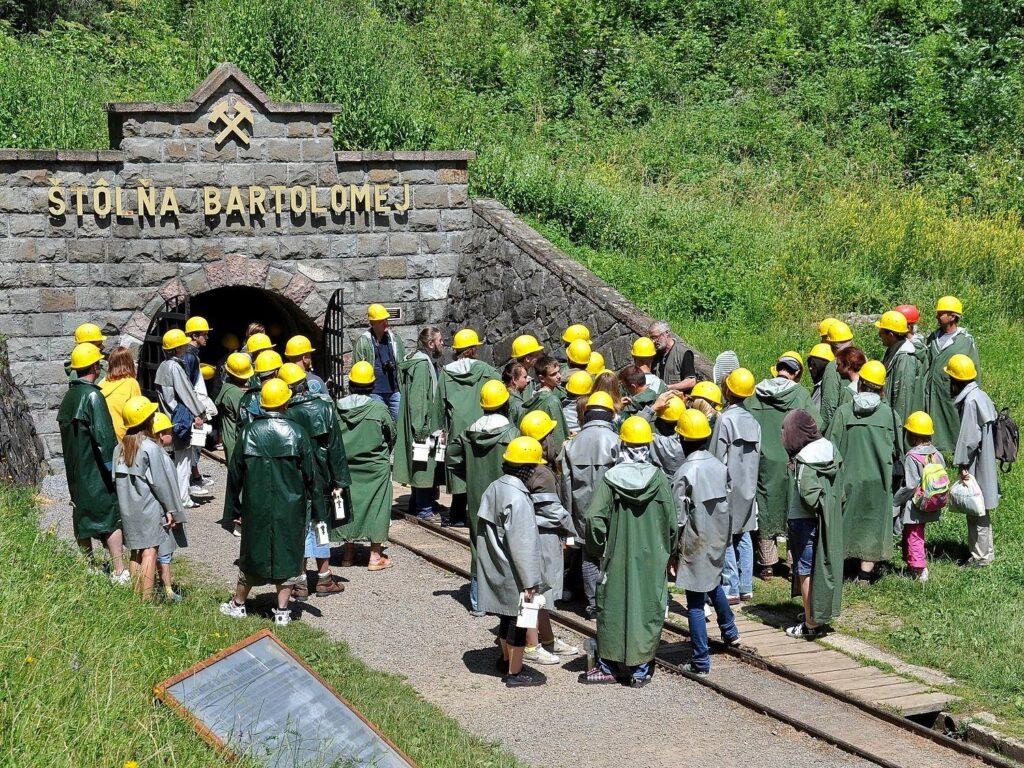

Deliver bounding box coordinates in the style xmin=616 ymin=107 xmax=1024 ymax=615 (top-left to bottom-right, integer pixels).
xmin=74 ymin=322 xmax=107 ymax=344
xmin=480 ymin=379 xmax=510 ymax=409
xmin=808 ymin=343 xmax=835 ymax=363
xmin=200 ymin=363 xmax=216 ymax=381
xmin=503 ymin=435 xmax=546 ymax=464
xmin=586 ymin=391 xmax=615 ymax=411
xmin=185 ymin=316 xmax=211 ymax=334
xmin=260 ymin=378 xmax=292 ymax=409
xmin=520 ymin=410 xmax=557 ymax=441
xmin=278 ymin=362 xmax=307 ymax=386
xmin=221 ymin=332 xmax=241 ymax=352
xmin=935 ymin=295 xmax=963 ymax=315
xmin=246 ymin=332 xmax=275 ymax=355
xmin=452 ymin=328 xmax=482 ymax=350
xmin=817 ymin=317 xmax=839 ymax=338
xmin=566 ymin=339 xmax=592 ymax=366
xmin=162 ymin=328 xmax=189 ymax=351
xmin=631 ymin=337 xmax=657 ymax=358
xmin=151 ymin=412 xmax=173 ymax=434
xmin=826 ymin=321 xmax=853 ymax=344
xmin=565 ymin=370 xmax=593 ymax=397
xmin=725 ymin=368 xmax=756 ymax=399
xmin=254 ymin=350 xmax=283 ymax=375
xmin=690 ymin=381 xmax=724 ymax=409
xmin=69 ymin=342 xmax=103 ymax=370
xmin=859 ymin=360 xmax=887 ymax=388
xmin=285 ymin=335 xmax=315 ymax=357
xmin=225 ymin=352 xmax=254 ymax=380
xmin=620 ymin=415 xmax=653 ymax=445
xmin=943 ymin=353 xmax=978 ymax=381
xmin=658 ymin=396 xmax=687 ymax=423
xmin=875 ymin=310 xmax=909 ymax=335
xmin=676 ymin=408 xmax=712 ymax=440
xmin=904 ymin=411 xmax=935 ymax=436
xmin=777 ymin=350 xmax=804 ymax=369
xmin=368 ymin=303 xmax=391 ymax=321
xmin=349 ymin=361 xmax=376 ymax=386
xmin=586 ymin=351 xmax=606 ymax=375
xmin=512 ymin=334 xmax=544 ymax=358
xmin=122 ymin=395 xmax=158 ymax=430
xmin=562 ymin=324 xmax=592 ymax=344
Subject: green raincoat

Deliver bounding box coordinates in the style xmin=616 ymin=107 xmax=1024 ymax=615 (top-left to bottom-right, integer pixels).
xmin=352 ymin=328 xmax=405 ymax=368
xmin=586 ymin=462 xmax=678 ymax=666
xmin=746 ymin=378 xmax=822 ymax=537
xmin=285 ymin=392 xmax=351 ymax=513
xmin=440 ymin=358 xmax=501 ymax=494
xmin=224 ymin=412 xmax=324 ymax=581
xmin=237 ymin=385 xmax=262 ymax=428
xmin=882 ymin=339 xmax=923 ymax=421
xmin=925 ymin=327 xmax=981 ymax=453
xmin=393 ymin=351 xmax=443 ymax=488
xmin=819 ymin=359 xmax=843 ymax=432
xmin=446 ymin=414 xmax=520 ymax=555
xmin=334 ymin=395 xmax=396 ymax=543
xmin=214 ymin=379 xmax=245 ymax=462
xmin=522 ymin=386 xmax=568 ymax=451
xmin=622 ymin=387 xmax=658 ymax=419
xmin=57 ymin=379 xmax=119 ymax=538
xmin=826 ymin=392 xmax=902 ymax=562
xmin=508 ymin=389 xmax=525 ymax=430
xmin=787 ymin=438 xmax=844 ymax=624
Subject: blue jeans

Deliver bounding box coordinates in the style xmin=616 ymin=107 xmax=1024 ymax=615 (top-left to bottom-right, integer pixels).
xmin=304 ymin=524 xmax=331 ymax=559
xmin=722 ymin=532 xmax=753 ymax=598
xmin=469 ymin=574 xmax=479 ymax=611
xmin=686 ymin=586 xmax=737 ymax=672
xmin=411 ymin=486 xmax=437 ymax=518
xmin=371 ymin=391 xmax=401 ymax=423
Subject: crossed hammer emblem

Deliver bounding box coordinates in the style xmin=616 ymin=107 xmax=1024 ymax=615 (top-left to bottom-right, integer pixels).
xmin=209 ymin=100 xmax=253 ymax=146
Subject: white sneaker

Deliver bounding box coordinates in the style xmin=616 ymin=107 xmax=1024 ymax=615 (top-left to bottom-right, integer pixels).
xmin=219 ymin=600 xmax=246 ymax=618
xmin=543 ymin=638 xmax=579 ymax=656
xmin=232 ymin=522 xmax=242 ymax=537
xmin=200 ymin=476 xmax=215 ymax=488
xmin=110 ymin=569 xmax=132 ymax=586
xmin=190 ymin=485 xmax=213 ymax=498
xmin=704 ymin=604 xmax=714 ymax=622
xmin=524 ymin=645 xmax=560 ymax=665
xmin=915 ymin=567 xmax=929 ymax=582
xmin=273 ymin=608 xmax=292 ymax=626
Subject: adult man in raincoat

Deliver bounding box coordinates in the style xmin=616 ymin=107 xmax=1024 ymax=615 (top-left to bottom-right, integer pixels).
xmin=219 ymin=378 xmax=324 ymax=626
xmin=926 ymin=296 xmax=981 ymax=452
xmin=583 ymin=416 xmax=678 ymax=687
xmin=826 ymin=361 xmax=902 ymax=584
xmin=711 ymin=368 xmax=762 ymax=604
xmin=447 ymin=379 xmax=520 ymax=615
xmin=394 ymin=327 xmax=445 ymax=520
xmin=819 ymin=320 xmax=854 ymax=431
xmin=559 ymin=391 xmax=621 ymax=619
xmin=671 ymin=409 xmax=739 ymax=675
xmin=279 ymin=363 xmax=351 ymax=597
xmin=440 ymin=328 xmax=501 ymax=527
xmin=877 ymin=310 xmax=923 ymax=419
xmin=746 ymin=352 xmax=820 ymax=579
xmin=948 ymin=354 xmax=999 ymax=566
xmin=335 ymin=361 xmax=397 ymax=571
xmin=352 ymin=304 xmax=405 ymax=422
xmin=58 ymin=343 xmax=127 ymax=583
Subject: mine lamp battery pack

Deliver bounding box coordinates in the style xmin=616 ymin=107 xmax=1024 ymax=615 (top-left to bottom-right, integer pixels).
xmin=314 ymin=521 xmax=330 ymax=547
xmin=190 ymin=424 xmax=211 ymax=448
xmin=332 ymin=488 xmax=348 ymax=523
xmin=412 ymin=439 xmax=431 ymax=464
xmin=434 ymin=435 xmax=447 ymax=461
xmin=516 ymin=593 xmax=547 ymax=629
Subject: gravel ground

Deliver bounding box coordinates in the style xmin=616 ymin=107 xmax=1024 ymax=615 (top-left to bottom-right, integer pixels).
xmin=39 ymin=462 xmax=872 ymax=768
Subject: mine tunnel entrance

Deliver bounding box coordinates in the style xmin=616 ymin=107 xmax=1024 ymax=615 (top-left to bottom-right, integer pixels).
xmin=138 ymin=285 xmax=345 ymax=398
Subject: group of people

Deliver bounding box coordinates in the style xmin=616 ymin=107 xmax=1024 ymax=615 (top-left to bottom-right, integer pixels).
xmin=57 ymin=294 xmax=1002 ymax=686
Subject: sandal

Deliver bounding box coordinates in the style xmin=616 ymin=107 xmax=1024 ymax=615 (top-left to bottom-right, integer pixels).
xmin=367 ymin=558 xmax=393 ymax=571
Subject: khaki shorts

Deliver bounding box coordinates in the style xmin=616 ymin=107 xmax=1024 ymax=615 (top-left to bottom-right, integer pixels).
xmin=236 ymin=568 xmax=303 ymax=588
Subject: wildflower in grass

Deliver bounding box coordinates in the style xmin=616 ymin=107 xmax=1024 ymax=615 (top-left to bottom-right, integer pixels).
xmin=25 ymin=655 xmax=34 ymax=664
xmin=124 ymin=761 xmax=139 ymax=768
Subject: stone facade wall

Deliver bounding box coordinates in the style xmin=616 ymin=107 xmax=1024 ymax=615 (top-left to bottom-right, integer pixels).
xmin=0 ymin=337 xmax=45 ymax=486
xmin=446 ymin=199 xmax=711 ymax=374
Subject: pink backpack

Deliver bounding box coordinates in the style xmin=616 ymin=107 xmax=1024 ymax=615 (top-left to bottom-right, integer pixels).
xmin=911 ymin=453 xmax=950 ymax=514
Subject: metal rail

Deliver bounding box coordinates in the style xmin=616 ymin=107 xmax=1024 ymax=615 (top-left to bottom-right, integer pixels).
xmin=396 ymin=513 xmax=1018 ymax=768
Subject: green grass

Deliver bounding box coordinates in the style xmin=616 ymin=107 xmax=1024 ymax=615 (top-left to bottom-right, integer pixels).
xmin=0 ymin=484 xmax=524 ymax=768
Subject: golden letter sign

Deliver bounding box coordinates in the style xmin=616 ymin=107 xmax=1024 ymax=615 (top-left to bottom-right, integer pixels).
xmin=209 ymin=100 xmax=253 ymax=146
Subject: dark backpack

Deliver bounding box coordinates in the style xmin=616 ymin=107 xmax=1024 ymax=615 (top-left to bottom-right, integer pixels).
xmin=994 ymin=408 xmax=1019 ymax=473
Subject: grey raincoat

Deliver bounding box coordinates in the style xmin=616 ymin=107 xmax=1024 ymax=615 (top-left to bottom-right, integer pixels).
xmin=711 ymin=403 xmax=762 ymax=535
xmin=650 ymin=423 xmax=685 ymax=478
xmin=113 ymin=439 xmax=186 ymax=551
xmin=154 ymin=357 xmax=205 ymax=446
xmin=954 ymin=382 xmax=1000 ymax=511
xmin=558 ymin=419 xmax=620 ymax=530
xmin=527 ymin=465 xmax=578 ymax=602
xmin=672 ymin=450 xmax=731 ymax=592
xmin=476 ymin=475 xmax=545 ymax=616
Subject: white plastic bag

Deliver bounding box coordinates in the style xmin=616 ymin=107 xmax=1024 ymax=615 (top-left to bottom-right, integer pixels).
xmin=950 ymin=474 xmax=986 ymax=517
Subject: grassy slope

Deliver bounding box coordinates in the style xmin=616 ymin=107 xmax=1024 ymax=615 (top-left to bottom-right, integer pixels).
xmin=0 ymin=485 xmax=523 ymax=768
xmin=1 ymin=0 xmax=1023 ymax=733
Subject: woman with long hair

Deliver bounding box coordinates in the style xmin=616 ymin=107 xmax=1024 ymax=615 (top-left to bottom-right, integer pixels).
xmin=100 ymin=346 xmax=141 ymax=440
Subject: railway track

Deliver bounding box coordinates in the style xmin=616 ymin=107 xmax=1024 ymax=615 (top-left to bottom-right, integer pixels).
xmin=389 ymin=513 xmax=1016 ymax=768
